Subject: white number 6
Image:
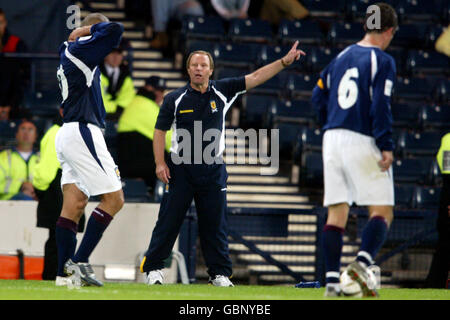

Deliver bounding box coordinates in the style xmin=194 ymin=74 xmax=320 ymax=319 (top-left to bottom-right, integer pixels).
xmin=338 ymin=67 xmax=359 ymax=109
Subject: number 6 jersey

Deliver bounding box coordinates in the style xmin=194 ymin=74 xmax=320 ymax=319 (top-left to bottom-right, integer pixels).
xmin=311 ymin=44 xmax=396 ymax=151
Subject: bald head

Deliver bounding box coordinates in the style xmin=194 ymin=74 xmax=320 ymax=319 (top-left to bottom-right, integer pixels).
xmin=80 ymin=13 xmax=109 ymax=27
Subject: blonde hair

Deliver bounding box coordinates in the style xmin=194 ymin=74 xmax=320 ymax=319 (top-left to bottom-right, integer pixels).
xmin=186 ymin=50 xmax=214 ymax=70
xmin=81 ymin=13 xmax=109 ymax=27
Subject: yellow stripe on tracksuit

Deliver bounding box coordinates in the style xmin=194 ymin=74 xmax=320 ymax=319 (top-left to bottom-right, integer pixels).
xmin=140 ymin=256 xmax=146 ymax=273
xmin=317 ymin=78 xmax=324 ymax=90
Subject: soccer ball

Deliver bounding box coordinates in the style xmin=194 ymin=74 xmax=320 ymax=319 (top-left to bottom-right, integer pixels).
xmin=340 ymin=270 xmax=362 ymax=297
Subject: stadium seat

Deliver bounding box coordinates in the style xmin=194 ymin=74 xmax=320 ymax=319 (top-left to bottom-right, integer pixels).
xmin=257 ymin=44 xmax=307 ymax=70
xmin=432 ymin=79 xmax=450 ymax=104
xmin=273 ymin=122 xmax=303 ymax=160
xmin=426 ymin=24 xmax=445 ymax=49
xmin=228 ymin=18 xmax=272 ymax=43
xmin=214 ymin=67 xmax=246 ymax=80
xmin=346 ymin=0 xmax=389 ymax=19
xmin=396 ymin=0 xmax=442 ymax=22
xmin=412 ymin=186 xmax=441 ymax=210
xmin=181 ymin=15 xmax=225 ymax=40
xmin=213 ymin=43 xmax=262 ymax=69
xmin=0 ymin=120 xmax=18 ymax=149
xmin=391 ymin=24 xmax=427 ymax=48
xmin=385 ymin=48 xmax=406 ymax=75
xmin=286 ymin=73 xmax=317 ymax=99
xmin=392 ymin=157 xmax=432 ymax=184
xmin=300 ymin=127 xmax=323 ymax=152
xmin=405 ymin=50 xmax=450 ymax=76
xmin=22 ymin=90 xmax=61 ymax=118
xmin=391 ymin=103 xmax=420 ymax=129
xmin=299 ymin=151 xmax=323 ymax=188
xmin=327 ymin=22 xmax=365 ymax=47
xmin=278 ymin=19 xmax=324 ymax=45
xmin=302 ymin=0 xmax=346 ymax=17
xmin=420 ymin=105 xmax=450 ymax=129
xmin=121 ymin=178 xmax=151 ymax=202
xmin=393 ymin=77 xmax=433 ymax=102
xmin=248 ymin=72 xmax=288 ymax=96
xmin=428 ymin=159 xmax=442 ymax=186
xmin=184 ymin=39 xmax=216 ymax=56
xmin=307 ymin=47 xmax=341 ymax=73
xmin=269 ymin=99 xmax=316 ymax=126
xmin=394 ymin=184 xmax=415 ymax=209
xmin=241 ymin=94 xmax=277 ymax=128
xmin=396 ymin=131 xmax=443 ymax=157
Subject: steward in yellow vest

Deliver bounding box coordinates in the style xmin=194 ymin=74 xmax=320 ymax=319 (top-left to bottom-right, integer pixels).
xmin=117 ymin=76 xmax=172 ymax=193
xmin=0 ymin=120 xmax=38 ymax=200
xmin=425 ymin=132 xmax=450 ymax=288
xmin=100 ymin=42 xmax=135 ymax=119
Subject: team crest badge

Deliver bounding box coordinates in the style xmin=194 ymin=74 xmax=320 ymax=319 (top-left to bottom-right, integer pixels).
xmin=210 ymin=100 xmax=218 ymax=113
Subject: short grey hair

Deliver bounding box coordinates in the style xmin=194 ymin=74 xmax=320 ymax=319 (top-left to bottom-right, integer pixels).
xmin=80 ymin=13 xmax=109 ymax=27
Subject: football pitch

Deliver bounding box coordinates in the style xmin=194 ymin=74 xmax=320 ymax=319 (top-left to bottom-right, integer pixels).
xmin=0 ymin=280 xmax=448 ymax=300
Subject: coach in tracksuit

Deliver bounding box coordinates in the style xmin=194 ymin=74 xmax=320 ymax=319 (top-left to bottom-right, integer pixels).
xmin=140 ymin=42 xmax=305 ymax=286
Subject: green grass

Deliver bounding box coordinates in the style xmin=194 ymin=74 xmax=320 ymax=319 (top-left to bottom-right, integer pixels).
xmin=0 ymin=280 xmax=448 ymax=300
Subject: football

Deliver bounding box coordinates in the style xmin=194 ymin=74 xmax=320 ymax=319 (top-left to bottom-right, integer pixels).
xmin=340 ymin=270 xmax=363 ymax=297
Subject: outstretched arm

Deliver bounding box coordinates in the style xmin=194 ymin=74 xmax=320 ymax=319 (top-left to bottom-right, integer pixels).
xmin=244 ymin=41 xmax=305 ymax=91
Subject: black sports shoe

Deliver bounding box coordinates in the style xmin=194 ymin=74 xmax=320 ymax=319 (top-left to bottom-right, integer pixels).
xmin=64 ymin=259 xmax=103 ymax=287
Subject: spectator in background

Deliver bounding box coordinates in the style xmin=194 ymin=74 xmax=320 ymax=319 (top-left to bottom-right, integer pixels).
xmin=0 ymin=8 xmax=28 ymax=121
xmin=117 ymin=76 xmax=172 ymax=194
xmin=100 ymin=39 xmax=136 ymax=119
xmin=0 ymin=120 xmax=38 ymax=201
xmin=32 ymin=118 xmax=85 ymax=281
xmin=425 ymin=133 xmax=450 ymax=288
xmin=210 ymin=0 xmax=250 ymax=20
xmin=150 ymin=0 xmax=204 ymax=50
xmin=259 ymin=0 xmax=309 ymax=26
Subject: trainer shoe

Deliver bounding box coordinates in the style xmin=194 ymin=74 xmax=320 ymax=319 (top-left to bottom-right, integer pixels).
xmin=324 ymin=284 xmax=342 ymax=297
xmin=146 ymin=269 xmax=164 ymax=285
xmin=345 ymin=261 xmax=379 ymax=297
xmin=64 ymin=259 xmax=103 ymax=287
xmin=208 ymin=275 xmax=234 ymax=287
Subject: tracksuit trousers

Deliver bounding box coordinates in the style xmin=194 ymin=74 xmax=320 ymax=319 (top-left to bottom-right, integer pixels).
xmin=141 ymin=158 xmax=232 ymax=277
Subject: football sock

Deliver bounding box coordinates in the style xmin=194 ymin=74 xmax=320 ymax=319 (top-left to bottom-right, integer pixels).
xmin=72 ymin=207 xmax=113 ymax=263
xmin=55 ymin=217 xmax=78 ymax=277
xmin=356 ymin=216 xmax=388 ymax=267
xmin=323 ymin=224 xmax=345 ymax=284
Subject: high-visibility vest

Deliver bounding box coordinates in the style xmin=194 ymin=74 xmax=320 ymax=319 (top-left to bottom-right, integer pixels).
xmin=437 ymin=132 xmax=450 ymax=175
xmin=118 ymin=94 xmax=172 ymax=152
xmin=32 ymin=124 xmax=61 ymax=191
xmin=100 ymin=72 xmax=136 ymax=114
xmin=0 ymin=149 xmax=39 ymax=200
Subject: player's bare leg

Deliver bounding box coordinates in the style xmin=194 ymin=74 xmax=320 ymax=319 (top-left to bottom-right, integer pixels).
xmin=367 ymin=205 xmax=393 ymax=227
xmin=326 ymin=202 xmax=350 ymax=228
xmin=97 ymin=189 xmax=125 ymax=217
xmin=60 ymin=183 xmax=89 ymax=223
